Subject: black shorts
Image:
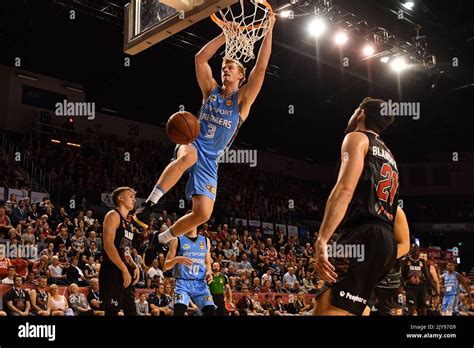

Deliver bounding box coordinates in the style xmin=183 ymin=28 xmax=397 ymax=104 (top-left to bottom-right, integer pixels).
xmin=405 ymin=283 xmax=427 ymax=309
xmin=327 ymin=223 xmax=397 ymax=315
xmin=374 ymin=287 xmax=402 ymax=316
xmin=99 ymin=261 xmax=137 ymax=316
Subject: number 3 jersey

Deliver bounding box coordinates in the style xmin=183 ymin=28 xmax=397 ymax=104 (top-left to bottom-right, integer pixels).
xmin=340 ymin=131 xmax=400 ymax=230
xmin=173 ymin=235 xmax=208 ymax=281
xmin=196 ymin=87 xmax=242 ymax=161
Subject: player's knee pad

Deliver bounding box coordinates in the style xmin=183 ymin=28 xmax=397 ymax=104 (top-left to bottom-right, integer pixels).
xmin=202 ymin=305 xmax=215 ymax=316
xmin=174 ymin=303 xmax=187 ymax=316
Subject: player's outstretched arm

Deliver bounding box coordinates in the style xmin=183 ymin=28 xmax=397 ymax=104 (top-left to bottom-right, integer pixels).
xmin=195 ymin=33 xmax=225 ymax=100
xmin=394 ymin=206 xmax=410 ymax=258
xmin=239 ymin=14 xmax=275 ymax=120
xmin=163 ymin=238 xmax=193 ymax=271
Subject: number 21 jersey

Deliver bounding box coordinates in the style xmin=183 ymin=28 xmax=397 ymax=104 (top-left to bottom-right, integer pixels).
xmin=340 ymin=131 xmax=400 ymax=229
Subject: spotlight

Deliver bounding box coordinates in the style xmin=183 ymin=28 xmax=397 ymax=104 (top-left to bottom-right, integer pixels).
xmin=334 ymin=32 xmax=348 ymax=45
xmin=308 ymin=18 xmax=326 ymax=37
xmin=380 ymin=56 xmax=390 ymax=64
xmin=401 ymin=1 xmax=414 ymax=10
xmin=280 ymin=10 xmax=293 ymax=18
xmin=391 ymin=57 xmax=408 ymax=72
xmin=362 ymin=45 xmax=375 ymax=56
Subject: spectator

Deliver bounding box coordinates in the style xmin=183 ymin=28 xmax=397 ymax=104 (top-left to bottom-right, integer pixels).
xmin=283 ymin=266 xmax=298 ymax=288
xmin=250 ymin=277 xmax=261 ymax=292
xmin=1 ymin=266 xmax=15 ymax=285
xmin=251 ymin=293 xmax=269 ymax=316
xmin=273 ymin=280 xmax=283 ymax=293
xmin=84 ymin=241 xmax=101 ymax=261
xmin=303 ymin=271 xmax=316 ymax=293
xmin=56 ymin=244 xmax=69 ymax=267
xmin=4 ymin=275 xmax=31 ymax=316
xmin=70 ymin=228 xmax=85 ymax=258
xmin=68 ymin=283 xmax=93 ymax=316
xmin=84 ymin=210 xmax=94 ymax=230
xmin=274 ymin=295 xmax=290 ymax=316
xmin=39 ymin=242 xmax=55 ymax=261
xmin=66 ymin=257 xmax=88 ymax=286
xmin=21 ymin=225 xmax=36 ymax=245
xmin=261 ymin=293 xmax=276 ymax=315
xmin=47 ymin=255 xmax=68 ymax=285
xmin=12 ymin=200 xmax=28 ymax=225
xmin=136 ymin=292 xmax=151 ymax=316
xmin=147 ymin=259 xmax=164 ymax=283
xmin=10 ymin=248 xmax=28 ymax=280
xmin=236 ymin=286 xmax=254 ymax=316
xmin=28 ymin=203 xmax=40 ymax=223
xmin=29 ymin=276 xmax=51 ymax=316
xmin=87 ymin=278 xmax=104 ymax=316
xmin=85 ymin=231 xmax=102 ymax=252
xmin=49 ymin=284 xmax=74 ymax=316
xmin=148 ymin=283 xmax=173 ymax=316
xmin=53 ymin=227 xmax=72 ymax=254
xmin=261 ymin=280 xmax=272 ymax=293
xmin=282 ymin=282 xmax=293 ymax=293
xmin=238 ymin=253 xmax=253 ymax=273
xmin=0 ymin=206 xmax=16 ymax=237
xmin=261 ymin=267 xmax=274 ymax=285
xmin=84 ymin=256 xmax=99 ymax=279
xmin=33 ymin=255 xmax=49 ymax=278
xmin=294 ymin=292 xmax=311 ymax=315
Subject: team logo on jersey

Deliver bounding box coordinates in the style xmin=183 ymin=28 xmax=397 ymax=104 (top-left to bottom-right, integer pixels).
xmin=225 ymin=99 xmax=232 ymax=107
xmin=199 ymin=242 xmax=205 ymax=250
xmin=205 ymin=296 xmax=213 ymax=302
xmin=175 ymin=293 xmax=183 ymax=301
xmin=183 ymin=244 xmax=190 ymax=250
xmin=124 ymin=230 xmax=133 ymax=240
xmin=205 ymin=184 xmax=216 ymax=195
xmin=210 ymin=95 xmax=217 ymax=103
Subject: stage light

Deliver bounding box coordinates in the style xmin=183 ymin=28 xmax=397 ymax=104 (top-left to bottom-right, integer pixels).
xmin=334 ymin=31 xmax=348 ymax=45
xmin=380 ymin=56 xmax=390 ymax=64
xmin=391 ymin=57 xmax=408 ymax=72
xmin=51 ymin=139 xmax=61 ymax=144
xmin=402 ymin=1 xmax=414 ymax=10
xmin=308 ymin=18 xmax=326 ymax=37
xmin=280 ymin=10 xmax=292 ymax=18
xmin=362 ymin=45 xmax=375 ymax=56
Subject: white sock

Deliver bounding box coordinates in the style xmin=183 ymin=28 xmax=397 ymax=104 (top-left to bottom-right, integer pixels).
xmin=147 ymin=184 xmax=165 ymax=204
xmin=158 ymin=228 xmax=176 ymax=244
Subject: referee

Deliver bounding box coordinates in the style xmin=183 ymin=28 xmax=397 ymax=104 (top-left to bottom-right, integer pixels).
xmin=208 ymin=262 xmax=231 ymax=316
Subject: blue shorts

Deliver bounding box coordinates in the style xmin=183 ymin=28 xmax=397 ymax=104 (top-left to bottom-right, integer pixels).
xmin=174 ymin=279 xmax=215 ymax=311
xmin=173 ymin=142 xmax=218 ymax=201
xmin=441 ymin=294 xmax=458 ymax=313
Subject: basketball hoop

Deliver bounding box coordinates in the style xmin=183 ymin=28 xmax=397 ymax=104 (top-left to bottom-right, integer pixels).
xmin=211 ymin=0 xmax=273 ymax=63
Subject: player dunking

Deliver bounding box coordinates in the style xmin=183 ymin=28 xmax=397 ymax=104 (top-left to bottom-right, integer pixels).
xmin=100 ymin=187 xmax=140 ymax=315
xmin=314 ymin=97 xmax=399 ymax=316
xmin=134 ymin=16 xmax=276 ymax=265
xmin=164 ymin=220 xmax=215 ymax=316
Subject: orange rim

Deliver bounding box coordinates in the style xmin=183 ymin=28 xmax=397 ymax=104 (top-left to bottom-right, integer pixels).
xmin=211 ymin=0 xmax=273 ymax=30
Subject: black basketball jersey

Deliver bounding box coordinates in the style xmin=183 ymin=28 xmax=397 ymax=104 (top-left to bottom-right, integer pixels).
xmin=103 ymin=209 xmax=134 ymax=264
xmin=403 ymin=258 xmax=427 ymax=284
xmin=340 ymin=131 xmax=399 ymax=230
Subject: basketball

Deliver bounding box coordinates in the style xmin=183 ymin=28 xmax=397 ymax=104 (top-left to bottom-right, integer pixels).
xmin=166 ymin=111 xmax=200 ymax=144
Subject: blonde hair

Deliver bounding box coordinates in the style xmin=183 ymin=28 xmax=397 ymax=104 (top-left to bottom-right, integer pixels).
xmin=223 ymin=58 xmax=246 ymax=86
xmin=111 ymin=186 xmax=136 ymax=206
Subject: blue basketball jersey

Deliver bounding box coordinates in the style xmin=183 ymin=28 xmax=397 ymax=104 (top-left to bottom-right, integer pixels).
xmin=196 ymin=87 xmax=242 ymax=160
xmin=442 ymin=271 xmax=459 ymax=296
xmin=174 ymin=235 xmax=208 ymax=280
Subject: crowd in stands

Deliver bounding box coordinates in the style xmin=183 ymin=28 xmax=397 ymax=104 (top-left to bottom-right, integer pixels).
xmin=0 ymin=193 xmax=324 ymax=316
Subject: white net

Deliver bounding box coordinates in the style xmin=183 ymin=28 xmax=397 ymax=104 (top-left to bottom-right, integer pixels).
xmin=211 ymin=0 xmax=273 ymax=63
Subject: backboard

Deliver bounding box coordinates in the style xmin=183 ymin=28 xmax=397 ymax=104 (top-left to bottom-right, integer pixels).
xmin=124 ymin=0 xmax=238 ymax=55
